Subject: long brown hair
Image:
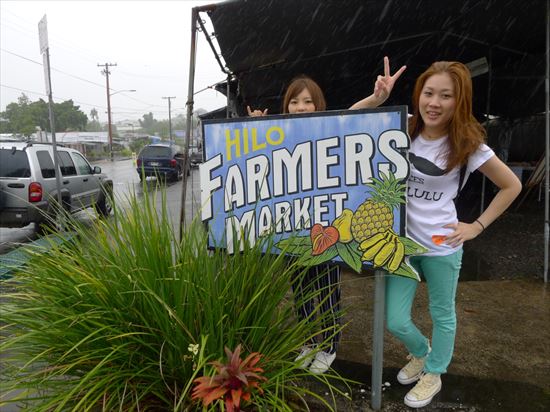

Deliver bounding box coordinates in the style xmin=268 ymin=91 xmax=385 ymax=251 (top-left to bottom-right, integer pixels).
xmin=408 ymin=61 xmax=486 ymax=171
xmin=282 ymin=76 xmax=326 ymax=113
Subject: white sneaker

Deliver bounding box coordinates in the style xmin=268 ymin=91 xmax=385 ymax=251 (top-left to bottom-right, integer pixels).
xmin=397 ymin=346 xmax=431 ymax=385
xmin=404 ymin=373 xmax=441 ymax=408
xmin=295 ymin=346 xmax=315 ymax=369
xmin=309 ymin=351 xmax=336 ymax=375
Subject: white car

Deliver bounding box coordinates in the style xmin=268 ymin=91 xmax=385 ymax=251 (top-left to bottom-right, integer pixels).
xmin=0 ymin=141 xmax=113 ymax=229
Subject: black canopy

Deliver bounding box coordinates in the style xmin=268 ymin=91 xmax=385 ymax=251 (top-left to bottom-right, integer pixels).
xmin=205 ymin=0 xmax=545 ymax=120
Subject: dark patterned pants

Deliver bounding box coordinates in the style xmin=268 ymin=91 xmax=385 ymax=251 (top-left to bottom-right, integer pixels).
xmin=291 ymin=263 xmax=342 ymax=354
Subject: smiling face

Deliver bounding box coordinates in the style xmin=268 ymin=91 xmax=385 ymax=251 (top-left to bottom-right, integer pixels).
xmin=287 ymin=88 xmax=316 ymax=113
xmin=419 ymin=72 xmax=456 ymax=139
xmin=282 ymin=76 xmax=326 ymax=113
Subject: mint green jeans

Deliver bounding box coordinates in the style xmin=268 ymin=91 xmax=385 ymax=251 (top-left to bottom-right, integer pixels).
xmin=385 ymin=250 xmax=463 ymax=374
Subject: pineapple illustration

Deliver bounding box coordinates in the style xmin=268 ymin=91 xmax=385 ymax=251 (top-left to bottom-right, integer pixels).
xmin=351 ymin=172 xmax=406 ymax=243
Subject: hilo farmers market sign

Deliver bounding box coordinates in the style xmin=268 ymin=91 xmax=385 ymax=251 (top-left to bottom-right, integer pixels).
xmin=200 ymin=107 xmax=427 ymax=280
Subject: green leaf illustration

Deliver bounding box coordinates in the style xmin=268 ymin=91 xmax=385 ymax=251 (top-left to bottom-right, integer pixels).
xmin=276 ymin=236 xmax=338 ymax=267
xmin=336 ymin=241 xmax=362 ymax=273
xmin=391 ymin=260 xmax=421 ymax=281
xmin=298 ymin=245 xmax=339 ymax=266
xmin=399 ymin=236 xmax=429 ymax=256
xmin=275 ymin=236 xmax=312 ymax=255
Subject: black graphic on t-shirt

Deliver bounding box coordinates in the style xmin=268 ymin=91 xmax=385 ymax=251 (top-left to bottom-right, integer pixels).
xmin=409 ymin=153 xmax=445 ymax=176
xmin=409 ymin=174 xmax=424 ymax=184
xmin=407 ymin=187 xmax=443 ymax=201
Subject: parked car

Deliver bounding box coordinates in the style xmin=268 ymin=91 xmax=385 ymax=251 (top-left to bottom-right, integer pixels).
xmin=0 ymin=141 xmax=113 ymax=229
xmin=136 ymin=143 xmax=187 ymax=181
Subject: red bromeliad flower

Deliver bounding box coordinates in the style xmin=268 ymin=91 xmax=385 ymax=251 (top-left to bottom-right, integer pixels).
xmin=192 ymin=344 xmax=267 ymax=412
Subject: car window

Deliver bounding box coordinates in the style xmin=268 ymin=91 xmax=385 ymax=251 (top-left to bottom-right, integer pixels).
xmin=36 ymin=150 xmax=56 ymax=178
xmin=0 ymin=148 xmax=31 ymax=177
xmin=72 ymin=152 xmax=92 ymax=175
xmin=58 ymin=151 xmax=77 ymax=176
xmin=139 ymin=146 xmax=172 ymax=157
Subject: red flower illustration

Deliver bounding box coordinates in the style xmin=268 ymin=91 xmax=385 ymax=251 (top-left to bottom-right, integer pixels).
xmin=310 ymin=223 xmax=339 ymax=255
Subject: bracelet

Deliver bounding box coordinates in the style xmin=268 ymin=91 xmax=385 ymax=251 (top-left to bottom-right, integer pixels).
xmin=475 ymin=219 xmax=486 ymax=231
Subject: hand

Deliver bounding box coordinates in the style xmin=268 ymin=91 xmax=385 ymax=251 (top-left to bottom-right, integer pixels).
xmin=373 ymin=56 xmax=407 ymax=104
xmin=443 ymin=222 xmax=483 ymax=247
xmin=247 ymin=105 xmax=268 ymax=117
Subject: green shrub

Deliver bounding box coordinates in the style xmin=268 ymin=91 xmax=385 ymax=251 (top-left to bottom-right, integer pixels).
xmin=0 ymin=188 xmax=347 ymax=411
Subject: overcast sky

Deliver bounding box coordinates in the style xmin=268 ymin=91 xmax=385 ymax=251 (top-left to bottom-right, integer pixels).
xmin=0 ymin=0 xmax=228 ymax=123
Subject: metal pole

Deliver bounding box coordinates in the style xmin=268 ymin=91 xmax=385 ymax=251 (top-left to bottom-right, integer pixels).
xmin=371 ymin=269 xmax=386 ymax=410
xmin=45 ymin=48 xmax=62 ymax=208
xmin=226 ymin=74 xmax=231 ymax=118
xmin=544 ymin=0 xmax=549 ymax=283
xmin=163 ymin=96 xmax=176 ymax=142
xmin=480 ymin=49 xmax=493 ymax=215
xmin=179 ymin=8 xmax=198 ymax=238
xmin=38 ymin=16 xmax=62 ymax=210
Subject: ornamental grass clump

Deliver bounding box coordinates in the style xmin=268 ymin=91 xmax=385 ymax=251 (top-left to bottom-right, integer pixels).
xmin=0 ymin=188 xmax=347 ymax=411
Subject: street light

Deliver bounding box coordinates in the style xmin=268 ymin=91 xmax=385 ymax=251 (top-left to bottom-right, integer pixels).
xmin=107 ymin=89 xmax=136 ymax=161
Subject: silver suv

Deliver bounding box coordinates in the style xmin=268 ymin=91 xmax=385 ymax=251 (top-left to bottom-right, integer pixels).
xmin=0 ymin=141 xmax=113 ymax=229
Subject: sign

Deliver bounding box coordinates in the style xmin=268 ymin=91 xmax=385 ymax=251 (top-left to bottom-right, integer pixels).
xmin=38 ymin=15 xmax=49 ymax=54
xmin=200 ymin=107 xmax=427 ymax=279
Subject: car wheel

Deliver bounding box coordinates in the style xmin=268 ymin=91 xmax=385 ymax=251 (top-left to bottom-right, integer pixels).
xmin=97 ymin=185 xmax=113 ymax=218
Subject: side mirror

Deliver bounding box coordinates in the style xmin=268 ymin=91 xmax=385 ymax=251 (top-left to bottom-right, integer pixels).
xmin=93 ymin=166 xmax=102 ymax=174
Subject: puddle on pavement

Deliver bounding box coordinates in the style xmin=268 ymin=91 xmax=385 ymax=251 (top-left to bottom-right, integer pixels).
xmin=331 ymin=360 xmax=550 ymax=412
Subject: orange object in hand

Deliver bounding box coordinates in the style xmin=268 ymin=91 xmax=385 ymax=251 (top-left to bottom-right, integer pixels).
xmin=431 ymin=235 xmax=447 ymax=245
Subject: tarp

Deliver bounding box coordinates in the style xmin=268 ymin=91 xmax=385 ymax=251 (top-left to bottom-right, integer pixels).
xmin=206 ymin=0 xmax=545 ymax=120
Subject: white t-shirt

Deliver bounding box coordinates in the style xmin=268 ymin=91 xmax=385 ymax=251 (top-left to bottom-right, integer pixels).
xmin=406 ymin=135 xmax=494 ymax=256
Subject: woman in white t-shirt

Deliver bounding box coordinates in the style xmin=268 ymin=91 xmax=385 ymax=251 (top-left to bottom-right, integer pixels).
xmin=386 ymin=61 xmax=522 ymax=409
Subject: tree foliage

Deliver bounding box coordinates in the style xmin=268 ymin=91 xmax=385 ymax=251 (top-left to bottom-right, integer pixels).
xmin=0 ymin=94 xmax=88 ymax=136
xmin=138 ymin=112 xmax=158 ymax=135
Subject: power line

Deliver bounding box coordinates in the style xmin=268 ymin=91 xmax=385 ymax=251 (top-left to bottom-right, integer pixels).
xmin=1 ymin=49 xmax=161 ymax=112
xmin=0 ymin=83 xmax=174 ymax=117
xmin=2 ymin=48 xmax=106 ymax=90
xmin=0 ymin=83 xmax=107 ymax=110
xmin=1 ymin=9 xmax=106 ymax=65
xmin=2 ymin=48 xmax=170 ymax=105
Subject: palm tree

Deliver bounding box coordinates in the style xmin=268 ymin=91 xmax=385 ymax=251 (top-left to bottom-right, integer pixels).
xmin=90 ymin=108 xmax=98 ymax=122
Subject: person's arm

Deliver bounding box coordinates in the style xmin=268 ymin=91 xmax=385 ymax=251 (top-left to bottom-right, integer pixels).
xmin=445 ymin=155 xmax=522 ymax=246
xmin=349 ymin=56 xmax=407 ymax=110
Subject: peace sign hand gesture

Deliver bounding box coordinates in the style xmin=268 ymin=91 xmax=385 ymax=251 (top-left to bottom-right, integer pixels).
xmin=373 ymin=56 xmax=407 ymax=104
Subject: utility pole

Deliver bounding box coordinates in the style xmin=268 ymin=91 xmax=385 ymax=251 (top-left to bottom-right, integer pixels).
xmin=98 ymin=62 xmax=117 ymax=160
xmin=162 ymin=96 xmax=176 ymax=143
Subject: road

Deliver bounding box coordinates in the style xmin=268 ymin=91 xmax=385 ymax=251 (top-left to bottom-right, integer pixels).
xmin=0 ymin=159 xmax=202 ymax=254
